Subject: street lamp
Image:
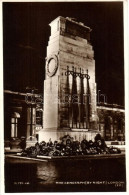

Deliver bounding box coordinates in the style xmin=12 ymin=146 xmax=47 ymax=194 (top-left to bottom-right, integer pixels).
xmin=25 ymin=87 xmax=38 ymax=140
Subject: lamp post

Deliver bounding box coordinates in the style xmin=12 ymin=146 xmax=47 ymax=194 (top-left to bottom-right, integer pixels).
xmin=25 ymin=87 xmax=38 ymax=140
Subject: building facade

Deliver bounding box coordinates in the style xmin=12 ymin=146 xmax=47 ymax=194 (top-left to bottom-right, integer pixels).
xmin=4 ymin=90 xmax=43 ymax=148
xmin=97 ymin=104 xmax=125 ymax=141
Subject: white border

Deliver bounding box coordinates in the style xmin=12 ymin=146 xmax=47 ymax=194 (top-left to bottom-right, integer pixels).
xmin=0 ymin=0 xmax=4 ymax=194
xmin=0 ymin=0 xmax=128 ymax=195
xmin=124 ymin=0 xmax=129 ymax=193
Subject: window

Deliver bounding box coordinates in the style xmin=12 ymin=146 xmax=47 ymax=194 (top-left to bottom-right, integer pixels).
xmin=36 ymin=109 xmax=43 ymax=126
xmin=11 ymin=112 xmax=20 ymax=137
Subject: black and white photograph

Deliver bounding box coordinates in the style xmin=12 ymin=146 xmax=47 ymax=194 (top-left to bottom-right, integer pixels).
xmin=1 ymin=0 xmax=128 ymax=193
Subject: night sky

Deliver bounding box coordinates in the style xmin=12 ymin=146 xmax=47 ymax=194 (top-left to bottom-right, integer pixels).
xmin=3 ymin=2 xmax=124 ymax=106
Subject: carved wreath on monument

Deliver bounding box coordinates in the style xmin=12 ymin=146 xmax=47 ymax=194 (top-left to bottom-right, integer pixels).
xmin=46 ymin=54 xmax=58 ymax=77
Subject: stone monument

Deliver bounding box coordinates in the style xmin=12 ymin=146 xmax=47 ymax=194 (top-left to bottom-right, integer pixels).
xmin=39 ymin=16 xmax=98 ymax=142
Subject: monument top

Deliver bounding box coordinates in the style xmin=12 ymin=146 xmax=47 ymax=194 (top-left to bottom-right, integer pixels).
xmin=49 ymin=16 xmax=92 ymax=41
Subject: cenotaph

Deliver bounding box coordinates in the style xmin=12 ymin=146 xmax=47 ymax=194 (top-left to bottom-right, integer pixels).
xmin=39 ymin=16 xmax=98 ymax=142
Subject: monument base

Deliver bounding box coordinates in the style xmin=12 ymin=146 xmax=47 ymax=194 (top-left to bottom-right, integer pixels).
xmin=38 ymin=128 xmax=99 ymax=143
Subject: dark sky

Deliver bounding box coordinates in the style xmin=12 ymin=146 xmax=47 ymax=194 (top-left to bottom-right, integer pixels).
xmin=3 ymin=2 xmax=124 ymax=106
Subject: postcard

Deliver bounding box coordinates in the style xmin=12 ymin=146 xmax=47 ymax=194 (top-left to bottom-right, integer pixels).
xmin=1 ymin=0 xmax=129 ymax=194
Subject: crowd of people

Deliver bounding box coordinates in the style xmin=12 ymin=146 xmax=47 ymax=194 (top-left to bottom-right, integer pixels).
xmin=21 ymin=134 xmax=121 ymax=158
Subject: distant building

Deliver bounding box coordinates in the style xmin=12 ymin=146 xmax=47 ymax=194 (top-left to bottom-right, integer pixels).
xmin=97 ymin=104 xmax=125 ymax=141
xmin=4 ymin=90 xmax=43 ymax=148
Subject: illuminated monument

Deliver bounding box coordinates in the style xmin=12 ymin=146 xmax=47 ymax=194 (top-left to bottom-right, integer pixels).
xmin=39 ymin=16 xmax=98 ymax=142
